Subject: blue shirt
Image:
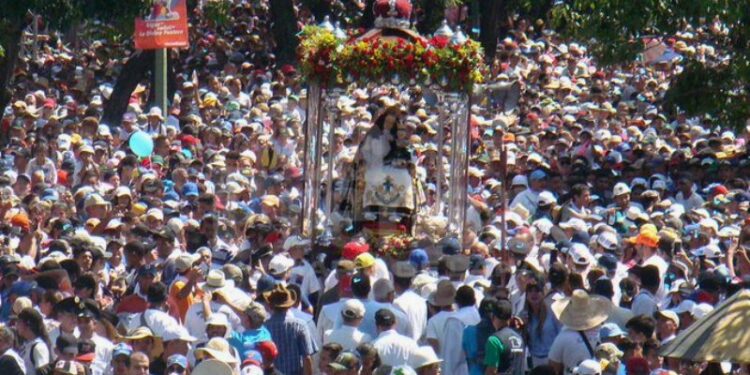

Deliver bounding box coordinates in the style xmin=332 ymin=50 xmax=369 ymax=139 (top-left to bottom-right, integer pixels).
xmin=526 ymin=309 xmax=562 ymax=358
xmin=462 ymin=324 xmax=484 ymax=375
xmin=228 ymin=326 xmax=272 ymax=358
xmin=266 ymin=311 xmax=317 ymax=375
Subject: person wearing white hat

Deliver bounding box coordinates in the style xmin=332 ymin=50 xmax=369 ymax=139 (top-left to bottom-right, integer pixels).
xmin=285 ymin=235 xmax=321 ymax=309
xmin=572 ymin=359 xmax=602 ymax=375
xmin=655 ymin=310 xmax=679 ymax=345
xmin=267 ymin=254 xmax=295 ymax=282
xmin=323 ymin=299 xmax=371 ymax=351
xmin=145 ymin=106 xmax=166 ymax=136
xmin=408 ymin=346 xmax=442 ymax=375
xmin=549 ymin=290 xmax=611 ymax=375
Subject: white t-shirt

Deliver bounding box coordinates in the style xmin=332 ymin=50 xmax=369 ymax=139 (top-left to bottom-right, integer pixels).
xmin=548 ymin=327 xmax=600 ymax=375
xmin=289 ymin=259 xmax=321 ymax=307
xmin=424 ymin=310 xmax=452 ymax=346
xmin=324 ymin=325 xmax=372 ymax=351
xmin=21 ymin=337 xmax=50 ymax=375
xmin=126 ymin=309 xmax=181 ymax=338
xmin=184 ymin=302 xmax=243 ymax=341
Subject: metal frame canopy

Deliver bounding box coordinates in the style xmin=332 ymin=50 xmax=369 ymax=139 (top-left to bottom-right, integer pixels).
xmin=298 ymin=0 xmax=485 ymax=245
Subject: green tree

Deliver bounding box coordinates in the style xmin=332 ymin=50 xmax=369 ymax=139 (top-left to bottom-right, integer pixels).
xmin=0 ymin=0 xmax=149 ymax=115
xmin=546 ymin=0 xmax=750 ymax=127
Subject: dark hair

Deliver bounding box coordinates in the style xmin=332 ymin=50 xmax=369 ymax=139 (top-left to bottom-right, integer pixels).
xmin=356 ymin=343 xmax=380 ymax=371
xmin=491 ymin=263 xmax=513 ymax=286
xmin=73 ymin=273 xmax=98 ymax=296
xmin=393 ymin=276 xmax=411 ymax=290
xmin=322 ymin=342 xmax=343 ymax=358
xmin=570 ymin=184 xmax=590 ymax=199
xmin=351 ymin=274 xmax=371 ymax=298
xmin=455 ymin=285 xmax=476 ymax=308
xmin=493 ymin=299 xmax=513 ymax=321
xmin=592 ymin=278 xmax=614 ymax=300
xmin=568 ymin=273 xmax=584 ymax=290
xmin=625 ymin=315 xmax=656 ymax=339
xmin=124 ymin=241 xmax=148 ymax=257
xmin=639 ymin=265 xmax=661 ymax=289
xmin=18 ymin=308 xmax=51 ymax=349
xmin=642 ymin=338 xmax=660 ymax=357
xmin=548 ymin=262 xmax=569 ymax=288
xmin=146 ymin=282 xmax=168 ymax=305
xmin=529 ymin=365 xmax=556 ymax=375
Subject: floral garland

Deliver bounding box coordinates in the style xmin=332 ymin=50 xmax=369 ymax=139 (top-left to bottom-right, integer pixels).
xmin=298 ymin=25 xmax=486 ymax=92
xmin=374 ymin=233 xmax=413 ymax=260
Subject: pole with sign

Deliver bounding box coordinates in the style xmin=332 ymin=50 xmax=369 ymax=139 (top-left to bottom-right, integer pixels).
xmin=134 ymin=0 xmax=190 ymax=114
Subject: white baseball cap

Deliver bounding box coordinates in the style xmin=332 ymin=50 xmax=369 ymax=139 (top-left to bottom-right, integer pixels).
xmin=692 ymin=303 xmax=714 ymax=319
xmin=596 ymin=231 xmax=619 ymax=251
xmin=569 ymin=243 xmax=592 ymax=266
xmin=511 ymin=175 xmax=528 ymax=188
xmin=268 ymin=254 xmax=295 ymax=275
xmin=559 ymin=218 xmax=588 ymax=233
xmin=538 ymin=191 xmax=557 ymax=206
xmin=573 ymin=359 xmax=602 ymax=375
xmin=613 ymin=182 xmax=631 ymax=197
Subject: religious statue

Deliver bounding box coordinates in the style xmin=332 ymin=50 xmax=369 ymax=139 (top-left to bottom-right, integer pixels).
xmin=340 ymin=107 xmax=423 ymax=235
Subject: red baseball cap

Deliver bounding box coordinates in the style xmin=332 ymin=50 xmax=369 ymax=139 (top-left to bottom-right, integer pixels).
xmin=342 ymin=241 xmax=370 ymax=260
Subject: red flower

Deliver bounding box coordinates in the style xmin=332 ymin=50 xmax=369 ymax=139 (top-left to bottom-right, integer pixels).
xmin=431 ymin=36 xmax=449 ymax=48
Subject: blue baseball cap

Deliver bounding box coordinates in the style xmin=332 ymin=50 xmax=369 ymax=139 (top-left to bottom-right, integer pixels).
xmin=167 ymin=354 xmax=188 ymax=369
xmin=529 ymin=169 xmax=547 ymax=181
xmin=182 ymin=182 xmax=199 ymax=197
xmin=409 ymin=249 xmax=429 ymax=269
xmin=112 ymin=343 xmax=133 ymax=358
xmin=599 ymin=323 xmax=626 ymax=340
xmin=41 ymin=188 xmax=59 ymax=202
xmin=438 ymin=237 xmax=461 ymax=256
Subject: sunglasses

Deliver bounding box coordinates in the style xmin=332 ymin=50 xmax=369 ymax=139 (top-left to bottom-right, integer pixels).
xmin=167 ymin=366 xmax=185 ymax=374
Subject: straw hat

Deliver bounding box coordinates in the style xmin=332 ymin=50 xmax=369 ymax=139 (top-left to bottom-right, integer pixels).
xmin=409 ymin=346 xmax=443 ymax=370
xmin=551 ymin=289 xmax=611 ymax=331
xmin=194 ymin=338 xmax=238 ymax=364
xmin=192 ymin=359 xmax=233 ymax=375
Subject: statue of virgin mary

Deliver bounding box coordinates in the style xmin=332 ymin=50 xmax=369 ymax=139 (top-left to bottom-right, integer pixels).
xmin=339 ymin=107 xmax=421 ymax=235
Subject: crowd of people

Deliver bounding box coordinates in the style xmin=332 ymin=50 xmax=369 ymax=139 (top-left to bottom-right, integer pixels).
xmin=0 ymin=1 xmax=747 ymax=375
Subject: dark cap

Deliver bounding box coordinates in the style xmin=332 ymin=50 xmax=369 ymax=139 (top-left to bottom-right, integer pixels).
xmin=598 ymin=253 xmax=619 ymax=272
xmin=392 ymin=261 xmax=416 ymax=279
xmin=374 ymin=308 xmax=396 ymax=327
xmin=56 ymin=334 xmax=79 ymax=356
xmin=507 ymin=238 xmax=530 ymax=255
xmin=493 ymin=299 xmax=513 ymax=320
xmin=2 ymin=265 xmax=19 ymax=278
xmin=77 ymin=299 xmax=100 ymax=320
xmin=438 ymin=237 xmax=461 ymax=256
xmin=469 ymin=254 xmax=485 ymax=271
xmin=445 ymin=255 xmax=470 ymax=273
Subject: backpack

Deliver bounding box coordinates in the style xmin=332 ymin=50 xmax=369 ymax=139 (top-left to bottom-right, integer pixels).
xmin=493 ymin=327 xmax=525 ymax=374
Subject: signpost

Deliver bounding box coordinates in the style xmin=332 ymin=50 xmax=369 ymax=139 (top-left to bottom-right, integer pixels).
xmin=134 ymin=0 xmax=190 ymax=115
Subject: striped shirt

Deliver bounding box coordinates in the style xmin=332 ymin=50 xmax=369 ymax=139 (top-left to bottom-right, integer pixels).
xmin=266 ymin=310 xmax=317 ymax=375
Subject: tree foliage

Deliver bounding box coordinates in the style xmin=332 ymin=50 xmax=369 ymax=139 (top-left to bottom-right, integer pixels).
xmin=545 ymin=0 xmax=750 ymax=128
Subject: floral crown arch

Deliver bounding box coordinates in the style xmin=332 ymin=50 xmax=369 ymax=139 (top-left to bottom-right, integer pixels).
xmin=299 ymin=0 xmax=485 ymax=255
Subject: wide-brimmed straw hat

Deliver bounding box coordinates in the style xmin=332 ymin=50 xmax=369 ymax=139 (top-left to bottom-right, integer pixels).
xmin=194 ymin=337 xmax=238 ymax=364
xmin=192 ymin=359 xmax=233 ymax=375
xmin=551 ymin=289 xmax=612 ymax=331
